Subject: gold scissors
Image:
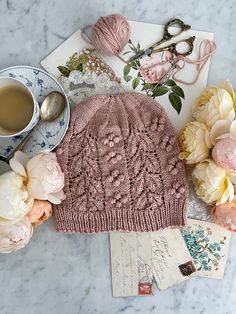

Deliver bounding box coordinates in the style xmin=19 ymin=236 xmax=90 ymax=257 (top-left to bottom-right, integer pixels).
xmin=129 ymin=18 xmax=195 ymax=61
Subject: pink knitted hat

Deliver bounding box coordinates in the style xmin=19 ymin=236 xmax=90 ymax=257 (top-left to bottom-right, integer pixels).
xmin=55 ymin=92 xmax=188 ymax=233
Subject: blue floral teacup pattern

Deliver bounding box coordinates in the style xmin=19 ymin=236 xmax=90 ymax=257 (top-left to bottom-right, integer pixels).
xmin=0 ymin=66 xmax=70 ymax=158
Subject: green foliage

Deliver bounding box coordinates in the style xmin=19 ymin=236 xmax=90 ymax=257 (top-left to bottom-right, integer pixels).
xmin=152 ymin=86 xmax=169 ymax=97
xmin=169 ymin=93 xmax=182 ymax=114
xmin=132 ymin=77 xmax=140 ymax=89
xmin=123 ymin=64 xmax=131 ymax=76
xmin=123 ymin=75 xmax=132 ymax=82
xmin=58 ymin=48 xmax=96 ymax=77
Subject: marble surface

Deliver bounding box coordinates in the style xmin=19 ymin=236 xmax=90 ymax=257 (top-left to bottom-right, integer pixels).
xmin=0 ymin=0 xmax=236 ymax=313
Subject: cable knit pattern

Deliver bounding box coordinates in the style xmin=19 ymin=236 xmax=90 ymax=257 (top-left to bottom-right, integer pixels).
xmin=55 ymin=92 xmax=188 ymax=233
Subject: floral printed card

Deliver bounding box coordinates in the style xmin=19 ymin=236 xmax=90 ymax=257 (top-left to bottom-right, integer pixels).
xmin=181 ymin=219 xmax=232 ymax=279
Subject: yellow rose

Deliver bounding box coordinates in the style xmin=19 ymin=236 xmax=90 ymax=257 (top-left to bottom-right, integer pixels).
xmin=192 ymin=160 xmax=234 ymax=205
xmin=179 ymin=121 xmax=211 ymax=164
xmin=192 ymin=80 xmax=236 ymax=128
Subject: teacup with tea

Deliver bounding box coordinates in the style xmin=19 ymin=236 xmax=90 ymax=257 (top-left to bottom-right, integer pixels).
xmin=0 ymin=77 xmax=39 ymax=137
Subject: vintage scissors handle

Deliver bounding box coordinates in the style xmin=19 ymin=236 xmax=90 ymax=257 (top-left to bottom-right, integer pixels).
xmin=153 ymin=36 xmax=196 ymax=56
xmin=129 ymin=18 xmax=191 ymax=62
xmin=152 ymin=18 xmax=191 ymax=49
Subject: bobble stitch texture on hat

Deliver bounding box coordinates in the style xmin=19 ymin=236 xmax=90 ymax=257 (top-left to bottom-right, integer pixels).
xmin=160 ymin=135 xmax=176 ymax=152
xmin=102 ymin=132 xmax=121 ymax=147
xmin=169 ymin=182 xmax=186 ymax=198
xmin=167 ymin=156 xmax=183 ymax=175
xmin=106 ymin=170 xmax=125 ymax=187
xmin=54 ymin=92 xmax=188 ymax=233
xmin=150 ymin=116 xmax=165 ymax=132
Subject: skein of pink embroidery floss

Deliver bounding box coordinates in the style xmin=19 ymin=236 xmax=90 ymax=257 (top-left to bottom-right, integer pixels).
xmin=82 ymin=14 xmax=131 ymax=56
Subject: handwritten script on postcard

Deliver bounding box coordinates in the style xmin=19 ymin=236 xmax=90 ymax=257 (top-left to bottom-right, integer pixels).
xmin=151 ymin=228 xmax=195 ymax=290
xmin=110 ymin=232 xmax=152 ymax=297
xmin=110 ymin=219 xmax=232 ymax=296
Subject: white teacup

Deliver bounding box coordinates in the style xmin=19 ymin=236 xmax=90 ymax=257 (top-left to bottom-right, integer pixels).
xmin=0 ymin=77 xmax=40 ymax=138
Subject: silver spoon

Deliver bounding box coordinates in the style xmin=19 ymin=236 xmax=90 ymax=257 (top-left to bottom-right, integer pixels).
xmin=6 ymin=92 xmax=66 ymax=162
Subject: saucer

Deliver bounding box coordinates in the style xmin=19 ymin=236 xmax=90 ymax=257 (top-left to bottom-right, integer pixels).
xmin=0 ymin=65 xmax=70 ymax=158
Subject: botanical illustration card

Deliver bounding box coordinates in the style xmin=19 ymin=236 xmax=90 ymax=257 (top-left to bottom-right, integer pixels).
xmin=41 ymin=21 xmax=213 ymax=133
xmin=151 ymin=228 xmax=196 ymax=290
xmin=109 ymin=232 xmax=152 ymax=297
xmin=181 ymin=219 xmax=232 ymax=279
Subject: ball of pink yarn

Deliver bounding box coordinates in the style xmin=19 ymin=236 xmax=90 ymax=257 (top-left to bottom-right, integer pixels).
xmin=91 ymin=14 xmax=131 ymax=56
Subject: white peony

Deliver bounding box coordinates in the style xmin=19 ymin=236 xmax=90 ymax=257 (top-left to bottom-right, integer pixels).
xmin=179 ymin=121 xmax=212 ymax=164
xmin=0 ymin=171 xmax=33 ymax=221
xmin=192 ymin=80 xmax=236 ymax=128
xmin=10 ymin=151 xmax=65 ymax=204
xmin=192 ymin=159 xmax=234 ymax=205
xmin=0 ymin=216 xmax=33 ymax=253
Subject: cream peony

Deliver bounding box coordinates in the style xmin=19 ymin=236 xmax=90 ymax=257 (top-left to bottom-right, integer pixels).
xmin=179 ymin=121 xmax=211 ymax=164
xmin=0 ymin=171 xmax=33 ymax=221
xmin=192 ymin=160 xmax=234 ymax=205
xmin=192 ymin=80 xmax=236 ymax=128
xmin=210 ymin=120 xmax=236 ymax=145
xmin=10 ymin=151 xmax=65 ymax=204
xmin=0 ymin=216 xmax=33 ymax=253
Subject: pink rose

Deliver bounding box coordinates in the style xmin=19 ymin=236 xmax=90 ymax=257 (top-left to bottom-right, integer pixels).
xmin=212 ymin=202 xmax=236 ymax=232
xmin=140 ymin=51 xmax=173 ymax=84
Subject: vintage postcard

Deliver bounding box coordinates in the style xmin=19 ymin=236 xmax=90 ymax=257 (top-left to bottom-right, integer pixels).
xmin=151 ymin=228 xmax=196 ymax=290
xmin=181 ymin=219 xmax=232 ymax=279
xmin=110 ymin=232 xmax=152 ymax=297
xmin=136 ymin=233 xmax=153 ymax=295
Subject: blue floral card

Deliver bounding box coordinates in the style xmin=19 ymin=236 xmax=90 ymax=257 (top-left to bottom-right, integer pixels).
xmin=181 ymin=219 xmax=232 ymax=279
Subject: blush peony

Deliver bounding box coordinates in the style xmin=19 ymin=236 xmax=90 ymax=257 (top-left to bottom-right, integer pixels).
xmin=10 ymin=151 xmax=65 ymax=204
xmin=0 ymin=216 xmax=33 ymax=253
xmin=212 ymin=202 xmax=236 ymax=232
xmin=28 ymin=200 xmax=52 ymax=227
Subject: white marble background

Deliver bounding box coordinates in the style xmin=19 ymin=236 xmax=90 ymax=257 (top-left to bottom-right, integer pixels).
xmin=0 ymin=0 xmax=236 ymax=313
